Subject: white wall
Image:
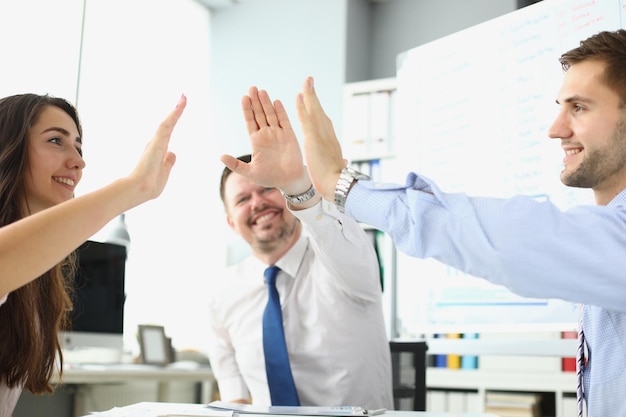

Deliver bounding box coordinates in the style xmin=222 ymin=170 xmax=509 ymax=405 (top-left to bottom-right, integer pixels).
xmin=0 ymin=0 xmax=83 ymax=98
xmin=207 ymin=0 xmax=348 ymax=160
xmin=76 ymin=0 xmax=219 ymax=354
xmin=0 ymin=0 xmax=219 ymax=355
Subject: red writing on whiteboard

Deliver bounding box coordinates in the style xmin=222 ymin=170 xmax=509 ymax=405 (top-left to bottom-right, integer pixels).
xmin=571 ymin=0 xmax=597 ymax=11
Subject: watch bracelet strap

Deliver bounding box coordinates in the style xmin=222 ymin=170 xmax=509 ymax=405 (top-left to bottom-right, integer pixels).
xmin=280 ymin=183 xmax=316 ymax=204
xmin=335 ymin=167 xmax=370 ymax=213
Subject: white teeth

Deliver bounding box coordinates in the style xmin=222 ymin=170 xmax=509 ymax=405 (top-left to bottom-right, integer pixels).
xmin=565 ymin=149 xmax=581 ymax=156
xmin=53 ymin=177 xmax=75 ymax=186
xmin=255 ymin=213 xmax=274 ymax=225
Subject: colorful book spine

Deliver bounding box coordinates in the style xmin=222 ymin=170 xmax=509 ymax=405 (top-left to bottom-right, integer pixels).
xmin=461 ymin=333 xmax=479 ymax=369
xmin=446 ymin=333 xmax=462 ymax=369
xmin=561 ymin=331 xmax=577 ymax=372
xmin=434 ymin=334 xmax=447 ymax=367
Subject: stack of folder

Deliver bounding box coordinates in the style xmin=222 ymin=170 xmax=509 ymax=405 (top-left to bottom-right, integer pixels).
xmin=484 ymin=391 xmax=542 ymax=417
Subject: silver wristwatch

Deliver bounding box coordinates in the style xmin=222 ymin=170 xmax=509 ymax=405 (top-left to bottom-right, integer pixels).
xmin=335 ymin=166 xmax=371 ymax=213
xmin=280 ymin=184 xmax=317 ymax=205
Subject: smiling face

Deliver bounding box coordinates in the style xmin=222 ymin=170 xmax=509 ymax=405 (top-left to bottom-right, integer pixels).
xmin=223 ymin=171 xmax=300 ymax=259
xmin=24 ymin=105 xmax=85 ymax=213
xmin=548 ymin=59 xmax=626 ymax=205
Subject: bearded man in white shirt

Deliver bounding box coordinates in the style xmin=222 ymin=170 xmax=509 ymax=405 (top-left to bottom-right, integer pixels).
xmin=207 ymin=86 xmax=393 ymax=409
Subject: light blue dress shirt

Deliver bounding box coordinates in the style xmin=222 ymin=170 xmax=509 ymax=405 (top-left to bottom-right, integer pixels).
xmin=346 ymin=172 xmax=626 ymax=417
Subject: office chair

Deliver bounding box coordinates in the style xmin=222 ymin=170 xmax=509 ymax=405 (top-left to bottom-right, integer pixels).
xmin=389 ymin=340 xmax=428 ymax=411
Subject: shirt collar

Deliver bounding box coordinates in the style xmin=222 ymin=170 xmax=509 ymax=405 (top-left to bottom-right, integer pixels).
xmin=274 ymin=233 xmax=309 ymax=281
xmin=608 ymin=187 xmax=626 ymax=208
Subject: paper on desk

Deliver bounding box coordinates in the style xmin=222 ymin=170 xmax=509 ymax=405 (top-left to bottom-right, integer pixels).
xmin=85 ymin=401 xmax=234 ymax=417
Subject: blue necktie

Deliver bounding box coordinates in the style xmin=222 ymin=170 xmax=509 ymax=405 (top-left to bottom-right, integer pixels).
xmin=262 ymin=265 xmax=300 ymax=406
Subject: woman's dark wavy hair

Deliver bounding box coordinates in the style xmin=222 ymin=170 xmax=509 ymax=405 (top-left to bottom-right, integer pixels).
xmin=0 ymin=94 xmax=82 ymax=394
xmin=559 ymin=29 xmax=626 ymax=108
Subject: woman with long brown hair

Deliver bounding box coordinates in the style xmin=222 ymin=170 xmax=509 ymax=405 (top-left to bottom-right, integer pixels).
xmin=0 ymin=92 xmax=186 ymax=416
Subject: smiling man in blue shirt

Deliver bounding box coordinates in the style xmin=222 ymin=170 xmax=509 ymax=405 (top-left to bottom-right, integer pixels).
xmin=295 ymin=29 xmax=626 ymax=417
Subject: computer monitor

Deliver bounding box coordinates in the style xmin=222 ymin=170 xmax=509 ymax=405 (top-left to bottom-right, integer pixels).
xmin=59 ymin=240 xmax=126 ymax=363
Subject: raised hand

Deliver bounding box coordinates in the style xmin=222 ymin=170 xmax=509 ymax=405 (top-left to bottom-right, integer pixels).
xmin=221 ymin=86 xmax=309 ymax=194
xmin=128 ymin=94 xmax=187 ymax=205
xmin=296 ymin=76 xmax=345 ymax=202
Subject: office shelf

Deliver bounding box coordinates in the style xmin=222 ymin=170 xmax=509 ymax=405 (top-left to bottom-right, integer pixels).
xmin=426 ymin=368 xmax=577 ymax=416
xmin=342 ymin=77 xmax=397 ymax=163
xmin=427 ymin=368 xmax=575 ymax=393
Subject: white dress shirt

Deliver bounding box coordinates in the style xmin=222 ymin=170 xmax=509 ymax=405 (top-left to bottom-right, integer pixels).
xmin=207 ymin=200 xmax=393 ymax=409
xmin=347 ymin=172 xmax=626 ymax=417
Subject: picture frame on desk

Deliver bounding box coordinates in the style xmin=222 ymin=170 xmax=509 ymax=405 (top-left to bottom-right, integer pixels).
xmin=138 ymin=324 xmax=171 ymax=366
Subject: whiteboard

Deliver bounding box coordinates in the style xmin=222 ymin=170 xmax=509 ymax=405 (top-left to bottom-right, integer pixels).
xmin=392 ymin=0 xmax=626 ymax=336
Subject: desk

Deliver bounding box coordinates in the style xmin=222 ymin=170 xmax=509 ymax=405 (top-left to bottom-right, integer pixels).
xmin=57 ymin=364 xmax=215 ymax=402
xmin=48 ymin=365 xmax=215 ymax=417
xmin=80 ymin=402 xmax=500 ymax=417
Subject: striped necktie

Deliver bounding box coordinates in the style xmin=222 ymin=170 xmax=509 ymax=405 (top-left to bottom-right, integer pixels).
xmin=576 ymin=305 xmax=585 ymax=417
xmin=262 ymin=265 xmax=300 ymax=406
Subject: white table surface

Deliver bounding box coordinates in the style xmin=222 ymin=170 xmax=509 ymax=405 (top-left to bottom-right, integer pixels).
xmin=80 ymin=402 xmax=500 ymax=417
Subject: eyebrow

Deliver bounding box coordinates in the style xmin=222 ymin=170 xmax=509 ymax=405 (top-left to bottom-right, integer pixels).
xmin=556 ymin=95 xmax=595 ymax=105
xmin=42 ymin=126 xmax=82 ymax=144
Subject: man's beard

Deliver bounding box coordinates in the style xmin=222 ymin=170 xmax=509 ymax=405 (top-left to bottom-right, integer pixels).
xmin=254 ymin=217 xmax=299 ymax=254
xmin=561 ymin=116 xmax=626 ymax=189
